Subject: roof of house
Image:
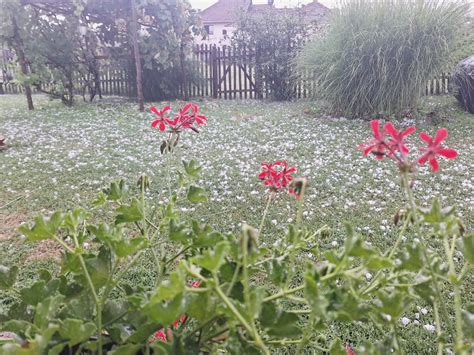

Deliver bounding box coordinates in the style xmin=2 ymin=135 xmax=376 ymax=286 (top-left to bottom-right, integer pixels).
xmin=199 ymin=0 xmax=251 ymax=24
xmin=199 ymin=0 xmax=330 ymax=25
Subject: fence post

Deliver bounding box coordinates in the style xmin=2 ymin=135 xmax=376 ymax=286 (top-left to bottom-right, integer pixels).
xmin=211 ymin=45 xmax=218 ymax=99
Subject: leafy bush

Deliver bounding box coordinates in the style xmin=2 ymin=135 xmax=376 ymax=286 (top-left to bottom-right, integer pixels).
xmin=299 ymin=0 xmax=468 ymax=117
xmin=232 ymin=9 xmax=311 ymax=101
xmin=0 ymin=105 xmax=473 ymax=354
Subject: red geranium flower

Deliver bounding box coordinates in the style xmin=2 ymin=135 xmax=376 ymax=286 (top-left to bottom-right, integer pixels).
xmin=175 ymin=102 xmax=193 ymax=127
xmin=259 ymin=161 xmax=297 ymax=190
xmin=191 ymin=103 xmax=207 ymax=126
xmin=150 ymin=105 xmax=172 ymax=132
xmin=383 ymin=122 xmax=416 ymax=157
xmin=418 ymin=128 xmax=458 ymax=172
xmin=279 ymin=161 xmax=296 ymax=188
xmin=345 ymin=343 xmax=356 ymax=355
xmin=361 ymin=120 xmax=387 ymax=159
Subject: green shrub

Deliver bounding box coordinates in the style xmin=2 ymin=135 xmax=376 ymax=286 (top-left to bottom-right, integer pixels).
xmin=299 ymin=0 xmax=468 ymax=117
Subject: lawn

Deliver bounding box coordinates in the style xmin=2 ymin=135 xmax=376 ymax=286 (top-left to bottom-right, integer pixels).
xmin=0 ymin=94 xmax=473 ymax=352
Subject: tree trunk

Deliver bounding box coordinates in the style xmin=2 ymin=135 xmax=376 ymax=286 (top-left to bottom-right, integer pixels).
xmin=130 ymin=0 xmax=144 ymax=112
xmin=11 ymin=16 xmax=34 ymax=110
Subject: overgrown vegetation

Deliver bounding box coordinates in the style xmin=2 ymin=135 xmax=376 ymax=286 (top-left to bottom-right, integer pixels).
xmin=232 ymin=9 xmax=310 ymax=101
xmin=299 ymin=0 xmax=468 ymax=117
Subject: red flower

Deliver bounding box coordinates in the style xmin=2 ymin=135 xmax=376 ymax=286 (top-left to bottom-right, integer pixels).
xmin=383 ymin=122 xmax=416 ymax=157
xmin=175 ymin=103 xmax=193 ymax=127
xmin=361 ymin=120 xmax=387 ymax=159
xmin=259 ymin=161 xmax=297 ymax=190
xmin=418 ymin=128 xmax=458 ymax=172
xmin=279 ymin=161 xmax=296 ymax=188
xmin=191 ymin=103 xmax=207 ymax=126
xmin=345 ymin=344 xmax=356 ymax=355
xmin=154 ymin=329 xmax=167 ymax=343
xmin=150 ymin=105 xmax=172 ymax=132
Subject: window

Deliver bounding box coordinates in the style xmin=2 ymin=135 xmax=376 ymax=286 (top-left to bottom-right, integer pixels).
xmin=204 ymin=25 xmax=214 ymax=36
xmin=222 ymin=29 xmax=227 ymax=35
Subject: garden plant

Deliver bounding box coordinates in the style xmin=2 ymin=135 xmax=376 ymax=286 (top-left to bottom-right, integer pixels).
xmin=299 ymin=0 xmax=469 ymax=116
xmin=0 ymin=103 xmax=472 ymax=354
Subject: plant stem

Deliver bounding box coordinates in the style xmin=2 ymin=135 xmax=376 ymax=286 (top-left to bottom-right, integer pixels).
xmin=71 ymin=233 xmax=103 ymax=355
xmin=443 ymin=236 xmax=464 ymax=351
xmin=258 ymin=192 xmax=274 ymax=236
xmin=433 ymin=302 xmax=443 ymax=355
xmin=263 ymin=284 xmax=305 ymax=302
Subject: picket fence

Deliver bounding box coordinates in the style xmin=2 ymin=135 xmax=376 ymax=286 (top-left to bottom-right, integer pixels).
xmin=0 ymin=45 xmax=452 ymax=98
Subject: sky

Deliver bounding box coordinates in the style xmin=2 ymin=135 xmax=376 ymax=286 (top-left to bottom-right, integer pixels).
xmin=188 ymin=0 xmax=340 ymax=11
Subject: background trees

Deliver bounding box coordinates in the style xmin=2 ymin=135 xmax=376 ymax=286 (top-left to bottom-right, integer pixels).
xmin=0 ymin=0 xmax=201 ymax=109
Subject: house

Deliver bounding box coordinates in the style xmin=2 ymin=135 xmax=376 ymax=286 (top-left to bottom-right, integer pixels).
xmin=196 ymin=0 xmax=330 ymax=45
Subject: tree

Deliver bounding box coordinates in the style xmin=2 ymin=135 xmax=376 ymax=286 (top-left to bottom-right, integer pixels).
xmin=232 ymin=9 xmax=311 ymax=101
xmin=0 ymin=0 xmax=35 ymax=110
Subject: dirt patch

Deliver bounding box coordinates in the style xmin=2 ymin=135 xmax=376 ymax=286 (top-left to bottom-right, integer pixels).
xmin=0 ymin=213 xmax=25 ymax=240
xmin=24 ymin=239 xmax=63 ymax=262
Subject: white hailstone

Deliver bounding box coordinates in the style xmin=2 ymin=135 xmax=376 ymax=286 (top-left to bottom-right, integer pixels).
xmin=401 ymin=236 xmax=407 ymax=242
xmin=303 ymin=211 xmax=309 ymax=217
xmin=287 ymin=218 xmax=293 ymax=223
xmin=413 ymin=320 xmax=420 ymax=325
xmin=365 ymin=272 xmax=373 ymax=280
xmin=400 ymin=317 xmax=411 ymax=326
xmin=424 ymin=324 xmax=435 ymax=332
xmin=331 ymin=241 xmax=338 ymax=247
xmin=415 ymin=313 xmax=420 ymax=319
xmin=83 ymin=242 xmax=90 ymax=249
xmin=421 ymin=308 xmax=428 ymax=315
xmin=250 ymin=190 xmax=259 ymax=195
xmin=271 ymin=220 xmax=278 ymax=225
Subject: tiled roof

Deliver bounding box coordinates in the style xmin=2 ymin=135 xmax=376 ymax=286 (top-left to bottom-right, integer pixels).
xmin=199 ymin=0 xmax=251 ymax=24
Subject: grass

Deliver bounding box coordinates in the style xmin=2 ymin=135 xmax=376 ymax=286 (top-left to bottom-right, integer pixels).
xmin=0 ymin=94 xmax=473 ymax=352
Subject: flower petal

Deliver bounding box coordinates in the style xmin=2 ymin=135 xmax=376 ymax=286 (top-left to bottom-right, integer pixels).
xmin=419 ymin=132 xmax=432 ymax=144
xmin=400 ymin=126 xmax=416 ymax=138
xmin=370 ymin=120 xmax=381 ymax=139
xmin=437 ymin=149 xmax=458 ymax=159
xmin=429 ymin=157 xmax=439 ymax=172
xmin=383 ymin=122 xmax=398 ymax=137
xmin=434 ymin=128 xmax=448 ymax=145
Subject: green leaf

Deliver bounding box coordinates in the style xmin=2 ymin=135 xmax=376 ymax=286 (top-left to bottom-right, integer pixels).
xmin=104 ymin=180 xmax=128 ymax=201
xmin=59 ymin=319 xmax=96 ymax=347
xmin=102 ymin=299 xmax=128 ymax=326
xmin=20 ymin=279 xmax=61 ymax=306
xmin=187 ymin=185 xmax=208 ymax=203
xmin=63 ymin=208 xmax=88 ymax=233
xmin=92 ymin=191 xmax=107 ymax=208
xmin=34 ymin=295 xmax=65 ymax=329
xmin=461 ymin=233 xmax=474 ymax=265
xmin=146 ymin=294 xmax=185 ymax=329
xmin=260 ymin=303 xmax=302 ymax=338
xmin=152 ymin=269 xmax=185 ymax=302
xmin=304 ymin=271 xmax=328 ymax=316
xmin=115 ymin=199 xmax=144 ymax=224
xmin=183 ymin=160 xmax=202 ymax=178
xmin=462 ymin=306 xmax=474 ymax=339
xmin=0 ymin=265 xmax=18 ymax=289
xmin=365 ymin=255 xmax=393 ymax=270
xmin=108 ymin=344 xmax=142 ymax=355
xmin=191 ymin=241 xmax=230 ymax=272
xmin=18 ymin=212 xmax=63 ymax=241
xmin=397 ymin=243 xmax=424 ymax=271
xmin=85 ymin=247 xmax=112 ymax=288
xmin=169 ymin=219 xmax=193 ymax=243
xmin=413 ymin=275 xmax=435 ymax=304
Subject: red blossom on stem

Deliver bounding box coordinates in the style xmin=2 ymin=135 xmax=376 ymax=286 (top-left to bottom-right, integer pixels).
xmin=418 ymin=128 xmax=458 ymax=172
xmin=150 ymin=105 xmax=172 ymax=132
xmin=383 ymin=122 xmax=416 ymax=157
xmin=345 ymin=343 xmax=356 ymax=355
xmin=259 ymin=161 xmax=298 ymax=196
xmin=361 ymin=120 xmax=387 ymax=159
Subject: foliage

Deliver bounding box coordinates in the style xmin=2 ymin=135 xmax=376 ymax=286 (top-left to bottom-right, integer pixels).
xmin=1 ymin=103 xmax=472 ymax=353
xmin=232 ymin=9 xmax=311 ymax=101
xmin=299 ymin=0 xmax=468 ymax=117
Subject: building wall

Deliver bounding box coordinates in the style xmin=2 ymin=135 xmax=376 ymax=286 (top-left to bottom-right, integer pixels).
xmin=194 ymin=23 xmax=236 ymax=46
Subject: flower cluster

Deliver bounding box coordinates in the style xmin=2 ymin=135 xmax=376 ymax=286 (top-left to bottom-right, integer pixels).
xmin=259 ymin=160 xmax=302 ymax=197
xmin=150 ymin=103 xmax=207 ymax=133
xmin=361 ymin=120 xmax=457 ymax=172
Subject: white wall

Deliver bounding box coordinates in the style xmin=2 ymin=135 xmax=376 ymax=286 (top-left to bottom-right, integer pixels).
xmin=194 ymin=23 xmax=236 ymax=46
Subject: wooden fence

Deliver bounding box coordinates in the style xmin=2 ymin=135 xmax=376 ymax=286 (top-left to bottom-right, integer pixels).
xmin=0 ymin=45 xmax=452 ymax=98
xmin=0 ymin=68 xmax=134 ymax=97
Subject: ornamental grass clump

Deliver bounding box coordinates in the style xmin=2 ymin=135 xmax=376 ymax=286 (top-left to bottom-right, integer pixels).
xmin=299 ymin=0 xmax=468 ymax=117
